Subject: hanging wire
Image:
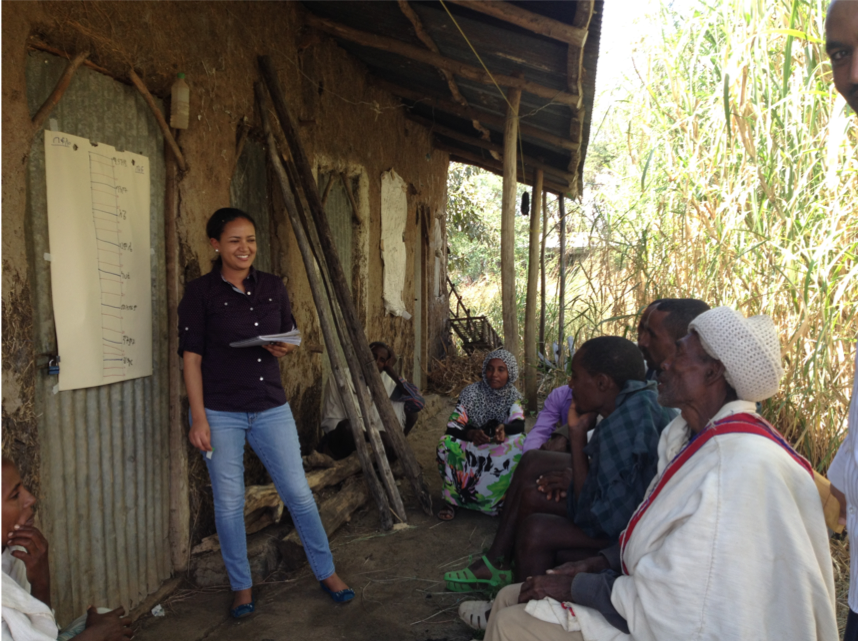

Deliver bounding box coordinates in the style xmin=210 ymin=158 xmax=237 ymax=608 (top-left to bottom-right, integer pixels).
xmin=438 ymin=0 xmax=529 ymax=186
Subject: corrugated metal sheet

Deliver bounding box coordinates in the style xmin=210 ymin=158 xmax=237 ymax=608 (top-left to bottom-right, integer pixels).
xmin=25 ymin=51 xmax=171 ymax=624
xmin=230 ymin=138 xmax=272 ymax=272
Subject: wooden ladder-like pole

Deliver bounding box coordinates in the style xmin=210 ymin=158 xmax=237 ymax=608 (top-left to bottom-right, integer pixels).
xmin=259 ymin=55 xmax=433 ymax=516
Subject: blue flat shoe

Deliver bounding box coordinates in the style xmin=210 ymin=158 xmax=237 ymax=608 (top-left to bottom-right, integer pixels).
xmin=230 ymin=599 xmax=255 ymax=619
xmin=320 ymin=581 xmax=355 ymax=603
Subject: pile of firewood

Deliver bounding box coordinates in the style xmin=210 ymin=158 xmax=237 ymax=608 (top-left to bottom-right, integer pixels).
xmin=190 ymin=451 xmax=368 ymax=562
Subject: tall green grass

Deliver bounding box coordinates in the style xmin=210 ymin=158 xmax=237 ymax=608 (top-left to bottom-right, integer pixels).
xmin=448 ymin=0 xmax=857 ymax=471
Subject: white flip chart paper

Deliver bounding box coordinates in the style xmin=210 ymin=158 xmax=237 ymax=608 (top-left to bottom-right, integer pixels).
xmin=45 ymin=131 xmax=153 ymax=391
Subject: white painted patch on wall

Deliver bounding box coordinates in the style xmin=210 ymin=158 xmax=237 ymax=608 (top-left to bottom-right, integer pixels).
xmin=381 ymin=169 xmax=408 ymax=317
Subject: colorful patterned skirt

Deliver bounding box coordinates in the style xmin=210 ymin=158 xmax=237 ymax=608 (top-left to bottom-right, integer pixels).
xmin=436 ymin=433 xmax=526 ymax=515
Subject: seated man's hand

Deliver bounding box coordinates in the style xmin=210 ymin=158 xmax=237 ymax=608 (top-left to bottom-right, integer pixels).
xmin=80 ymin=606 xmax=133 ymax=640
xmin=518 ymin=574 xmax=573 ymax=604
xmin=547 ymin=555 xmax=610 ymax=578
xmin=8 ymin=525 xmax=51 ymax=604
xmin=831 ymin=483 xmax=848 ymax=527
xmin=540 ymin=435 xmax=569 ymax=453
xmin=536 ymin=468 xmax=573 ymax=502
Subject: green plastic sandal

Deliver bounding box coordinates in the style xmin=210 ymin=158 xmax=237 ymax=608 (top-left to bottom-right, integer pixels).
xmin=444 ymin=555 xmax=512 ymax=593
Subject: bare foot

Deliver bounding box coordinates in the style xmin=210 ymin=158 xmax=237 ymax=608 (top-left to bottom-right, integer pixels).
xmin=321 ymin=573 xmax=350 ymax=593
xmin=232 ymin=587 xmax=253 ymax=610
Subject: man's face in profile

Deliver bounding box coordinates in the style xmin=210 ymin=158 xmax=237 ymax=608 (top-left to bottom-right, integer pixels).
xmin=826 ymin=0 xmax=858 ymax=113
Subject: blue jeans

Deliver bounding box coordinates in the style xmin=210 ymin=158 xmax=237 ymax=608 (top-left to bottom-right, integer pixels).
xmin=195 ymin=403 xmax=335 ymax=590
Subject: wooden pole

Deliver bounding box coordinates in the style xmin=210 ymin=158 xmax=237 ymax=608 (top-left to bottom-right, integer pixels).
xmin=374 ymin=79 xmax=578 ymax=152
xmin=280 ymin=154 xmax=408 ymax=524
xmin=539 ymin=189 xmax=547 ymax=357
xmin=500 ymin=84 xmax=522 ymax=359
xmin=304 ymin=14 xmax=580 ymax=108
xmin=558 ymin=194 xmax=566 ymax=366
xmin=259 ymin=56 xmax=433 ymax=516
xmin=31 ymin=51 xmax=89 ymax=132
xmin=165 ymin=134 xmax=190 ymax=572
xmin=524 ymin=170 xmax=542 ymax=411
xmin=255 ymin=83 xmax=394 ymax=530
xmin=128 ymin=69 xmax=189 ymax=172
xmin=445 ymin=0 xmax=588 ymax=47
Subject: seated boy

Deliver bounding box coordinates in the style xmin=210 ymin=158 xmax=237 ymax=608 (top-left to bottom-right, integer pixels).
xmin=318 ymin=342 xmax=424 ymax=461
xmin=446 ymin=337 xmax=674 ymax=595
xmin=2 ymin=457 xmax=132 ymax=641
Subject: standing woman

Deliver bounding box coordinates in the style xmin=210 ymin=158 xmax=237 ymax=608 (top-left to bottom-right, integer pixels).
xmin=179 ymin=208 xmax=353 ymax=618
xmin=436 ymin=349 xmax=526 ymax=520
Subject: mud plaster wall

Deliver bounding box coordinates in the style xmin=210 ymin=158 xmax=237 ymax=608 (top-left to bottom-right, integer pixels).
xmin=2 ymin=2 xmax=449 ymax=542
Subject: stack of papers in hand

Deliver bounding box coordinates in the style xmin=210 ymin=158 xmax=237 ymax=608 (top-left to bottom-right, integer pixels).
xmin=230 ymin=329 xmax=302 ymax=348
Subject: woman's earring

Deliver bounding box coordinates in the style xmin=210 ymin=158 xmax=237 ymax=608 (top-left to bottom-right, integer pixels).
xmin=215 ymin=249 xmax=219 ymax=253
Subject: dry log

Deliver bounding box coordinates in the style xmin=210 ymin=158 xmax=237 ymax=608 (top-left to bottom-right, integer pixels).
xmin=406 ymin=114 xmax=574 ymax=183
xmin=31 ymin=51 xmax=89 ymax=132
xmin=375 ymin=79 xmax=578 ymax=152
xmin=303 ymin=450 xmax=337 ymax=471
xmin=259 ymin=56 xmax=432 ymax=517
xmin=446 ymin=0 xmax=588 ymax=47
xmin=127 ymin=69 xmax=188 ymax=172
xmin=278 ymin=476 xmax=369 ymax=569
xmin=304 ymin=13 xmax=580 ymax=108
xmin=255 ymin=81 xmax=395 ymax=530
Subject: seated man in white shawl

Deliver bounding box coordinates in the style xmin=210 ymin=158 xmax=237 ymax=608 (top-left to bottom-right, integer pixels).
xmin=2 ymin=458 xmax=132 ymax=641
xmin=483 ymin=307 xmax=838 ymax=641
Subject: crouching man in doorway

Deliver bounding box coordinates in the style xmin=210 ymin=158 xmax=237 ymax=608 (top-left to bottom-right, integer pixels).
xmin=318 ymin=341 xmax=424 ymax=461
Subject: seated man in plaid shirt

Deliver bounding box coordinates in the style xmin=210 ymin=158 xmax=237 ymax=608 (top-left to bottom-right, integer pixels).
xmin=318 ymin=341 xmax=424 ymax=461
xmin=450 ymin=336 xmax=673 ymax=607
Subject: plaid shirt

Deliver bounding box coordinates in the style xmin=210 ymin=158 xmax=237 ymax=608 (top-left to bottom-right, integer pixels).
xmin=568 ymin=380 xmax=677 ymax=541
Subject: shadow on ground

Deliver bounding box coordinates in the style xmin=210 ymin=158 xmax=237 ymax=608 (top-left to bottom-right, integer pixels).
xmin=133 ymin=395 xmax=507 ymax=641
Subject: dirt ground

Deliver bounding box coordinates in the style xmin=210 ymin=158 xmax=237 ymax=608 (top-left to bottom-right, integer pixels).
xmin=133 ymin=395 xmax=506 ymax=641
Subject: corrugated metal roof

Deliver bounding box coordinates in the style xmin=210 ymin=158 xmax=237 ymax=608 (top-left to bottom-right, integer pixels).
xmin=301 ymin=0 xmax=602 ymax=196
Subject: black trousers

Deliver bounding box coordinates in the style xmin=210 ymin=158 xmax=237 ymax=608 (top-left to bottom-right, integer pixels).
xmin=846 ymin=608 xmax=858 ymax=641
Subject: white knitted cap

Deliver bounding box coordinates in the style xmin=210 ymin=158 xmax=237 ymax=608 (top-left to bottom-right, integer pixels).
xmin=688 ymin=306 xmax=783 ymax=402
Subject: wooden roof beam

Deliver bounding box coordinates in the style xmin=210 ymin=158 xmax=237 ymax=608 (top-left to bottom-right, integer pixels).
xmin=374 ymin=78 xmax=579 ymax=152
xmin=304 ymin=13 xmax=581 ymax=109
xmin=446 ymin=1 xmax=589 ymax=48
xmin=434 ymin=140 xmax=571 ymax=195
xmin=406 ymin=114 xmax=575 ymax=183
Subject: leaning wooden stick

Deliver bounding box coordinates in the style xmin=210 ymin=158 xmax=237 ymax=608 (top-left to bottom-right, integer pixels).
xmin=255 ymin=82 xmax=393 ymax=530
xmin=259 ymin=55 xmax=432 ymax=516
xmin=128 ymin=69 xmax=189 ymax=172
xmin=281 ymin=154 xmax=407 ymax=522
xmin=31 ymin=51 xmax=89 ymax=132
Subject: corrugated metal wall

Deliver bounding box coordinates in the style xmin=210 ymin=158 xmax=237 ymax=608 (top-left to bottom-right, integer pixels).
xmin=26 ymin=51 xmax=171 ymax=624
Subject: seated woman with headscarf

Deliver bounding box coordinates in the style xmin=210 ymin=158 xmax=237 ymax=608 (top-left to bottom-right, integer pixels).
xmin=436 ymin=349 xmax=525 ymax=521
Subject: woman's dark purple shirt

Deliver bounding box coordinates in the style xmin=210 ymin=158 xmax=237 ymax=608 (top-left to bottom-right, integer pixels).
xmin=178 ymin=266 xmax=296 ymax=412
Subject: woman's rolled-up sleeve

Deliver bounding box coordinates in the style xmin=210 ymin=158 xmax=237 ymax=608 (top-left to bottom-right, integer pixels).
xmin=178 ymin=281 xmax=206 ymax=356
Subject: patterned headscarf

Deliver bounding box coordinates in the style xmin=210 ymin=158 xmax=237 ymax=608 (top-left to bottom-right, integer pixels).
xmin=458 ymin=349 xmax=522 ymax=427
